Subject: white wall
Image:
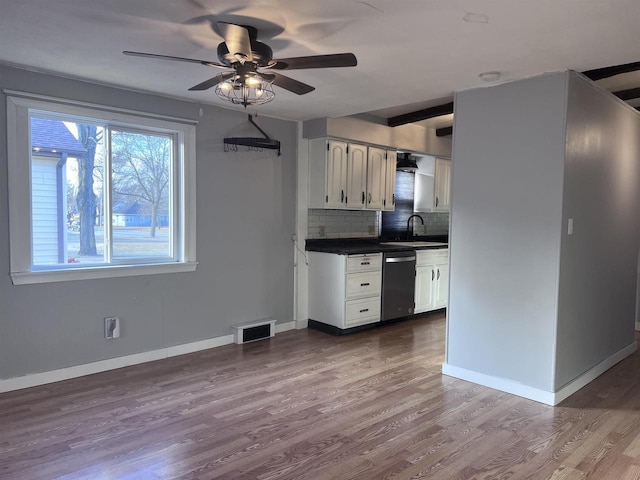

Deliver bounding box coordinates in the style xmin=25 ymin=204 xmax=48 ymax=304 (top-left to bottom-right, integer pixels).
xmin=0 ymin=65 xmax=297 ymax=380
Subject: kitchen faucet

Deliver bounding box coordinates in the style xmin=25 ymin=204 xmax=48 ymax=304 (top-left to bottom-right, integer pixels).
xmin=406 ymin=214 xmax=424 ymax=240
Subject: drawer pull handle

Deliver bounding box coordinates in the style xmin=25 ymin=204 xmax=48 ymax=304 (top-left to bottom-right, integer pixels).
xmin=359 ymin=308 xmax=369 ymax=313
xmin=361 ymin=261 xmax=370 ymax=265
xmin=437 ymin=269 xmax=440 ymax=280
xmin=360 ymin=283 xmax=370 ymax=287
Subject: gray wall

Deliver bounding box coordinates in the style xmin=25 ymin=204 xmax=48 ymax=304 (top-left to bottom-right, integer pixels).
xmin=0 ymin=65 xmax=297 ymax=379
xmin=555 ymin=74 xmax=640 ymax=388
xmin=447 ymin=73 xmax=569 ymax=391
xmin=447 ymin=70 xmax=640 ymax=393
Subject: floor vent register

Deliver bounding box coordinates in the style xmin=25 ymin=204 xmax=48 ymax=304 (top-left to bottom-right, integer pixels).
xmin=232 ymin=319 xmax=277 ymax=344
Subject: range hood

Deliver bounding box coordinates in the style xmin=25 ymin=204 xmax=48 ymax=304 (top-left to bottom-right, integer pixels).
xmin=396 ymin=152 xmax=418 ymax=172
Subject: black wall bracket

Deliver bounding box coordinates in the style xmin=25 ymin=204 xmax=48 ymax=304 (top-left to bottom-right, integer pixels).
xmin=224 ymin=114 xmax=281 ymax=156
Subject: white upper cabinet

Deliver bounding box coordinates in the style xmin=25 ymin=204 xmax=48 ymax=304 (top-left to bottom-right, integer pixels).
xmin=345 ymin=143 xmax=367 ymax=209
xmin=384 ymin=150 xmax=397 ymax=211
xmin=325 ymin=140 xmax=348 ymax=208
xmin=434 ymin=157 xmax=451 ymax=212
xmin=366 ymin=147 xmax=386 ymax=210
xmin=309 ymin=138 xmax=397 ymax=211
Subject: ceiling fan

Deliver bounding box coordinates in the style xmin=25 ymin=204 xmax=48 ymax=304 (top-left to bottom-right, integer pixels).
xmin=123 ymin=21 xmax=357 ymax=107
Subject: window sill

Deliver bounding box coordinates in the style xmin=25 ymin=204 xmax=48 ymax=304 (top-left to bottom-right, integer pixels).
xmin=10 ymin=262 xmax=198 ymax=285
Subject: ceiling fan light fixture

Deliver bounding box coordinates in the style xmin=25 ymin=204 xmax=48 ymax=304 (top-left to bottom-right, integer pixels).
xmin=220 ymin=81 xmax=233 ymax=91
xmin=214 ymin=72 xmax=275 ymax=108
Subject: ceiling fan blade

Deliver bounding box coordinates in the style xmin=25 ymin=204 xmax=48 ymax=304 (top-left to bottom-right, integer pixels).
xmin=123 ymin=51 xmax=226 ymax=68
xmin=270 ymin=53 xmax=357 ymax=70
xmin=217 ymin=22 xmax=253 ymax=61
xmin=188 ymin=71 xmax=235 ymax=91
xmin=270 ymin=73 xmax=315 ymax=95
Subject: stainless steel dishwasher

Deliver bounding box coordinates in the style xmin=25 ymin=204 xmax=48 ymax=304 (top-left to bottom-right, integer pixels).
xmin=382 ymin=250 xmax=416 ymax=321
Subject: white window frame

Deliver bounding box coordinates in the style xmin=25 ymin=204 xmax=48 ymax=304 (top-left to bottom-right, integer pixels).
xmin=6 ymin=93 xmax=197 ymax=285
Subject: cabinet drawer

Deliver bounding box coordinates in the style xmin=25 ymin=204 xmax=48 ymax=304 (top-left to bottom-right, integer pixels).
xmin=346 ymin=271 xmax=381 ymax=299
xmin=345 ymin=297 xmax=381 ymax=327
xmin=416 ymin=249 xmax=448 ymax=266
xmin=347 ymin=253 xmax=382 ymax=272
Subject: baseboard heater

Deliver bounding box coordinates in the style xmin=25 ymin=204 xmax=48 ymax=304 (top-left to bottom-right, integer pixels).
xmin=233 ymin=319 xmax=277 ymax=344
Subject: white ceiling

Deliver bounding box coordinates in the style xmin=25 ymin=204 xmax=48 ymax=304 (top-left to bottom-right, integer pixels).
xmin=2 ymin=0 xmax=639 ymax=122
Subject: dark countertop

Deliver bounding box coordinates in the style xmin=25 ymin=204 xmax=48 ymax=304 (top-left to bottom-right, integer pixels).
xmin=306 ymin=236 xmax=448 ymax=255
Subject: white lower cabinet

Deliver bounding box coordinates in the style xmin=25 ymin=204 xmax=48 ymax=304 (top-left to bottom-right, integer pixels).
xmin=434 ymin=262 xmax=449 ymax=309
xmin=308 ymin=251 xmax=382 ymax=329
xmin=414 ymin=248 xmax=449 ymax=314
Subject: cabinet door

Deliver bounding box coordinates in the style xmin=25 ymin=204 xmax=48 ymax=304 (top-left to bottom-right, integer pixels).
xmin=383 ymin=150 xmax=397 ymax=211
xmin=415 ymin=265 xmax=435 ymax=313
xmin=434 ymin=158 xmax=451 ymax=212
xmin=366 ymin=147 xmax=386 ymax=210
xmin=435 ymin=263 xmax=449 ymax=308
xmin=325 ymin=140 xmax=348 ymax=208
xmin=345 ymin=144 xmax=367 ymax=209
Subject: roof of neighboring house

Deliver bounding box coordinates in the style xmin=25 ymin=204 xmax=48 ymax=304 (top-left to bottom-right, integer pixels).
xmin=31 ymin=117 xmax=86 ymax=157
xmin=113 ymin=202 xmax=145 ymax=215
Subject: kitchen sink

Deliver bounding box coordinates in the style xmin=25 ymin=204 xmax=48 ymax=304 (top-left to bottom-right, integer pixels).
xmin=381 ymin=241 xmax=448 ymax=247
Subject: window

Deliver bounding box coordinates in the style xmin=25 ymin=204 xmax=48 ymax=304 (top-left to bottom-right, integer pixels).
xmin=7 ymin=94 xmax=197 ymax=284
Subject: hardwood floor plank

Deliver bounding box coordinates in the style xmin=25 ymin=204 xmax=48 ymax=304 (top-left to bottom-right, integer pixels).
xmin=1 ymin=314 xmax=640 ymax=479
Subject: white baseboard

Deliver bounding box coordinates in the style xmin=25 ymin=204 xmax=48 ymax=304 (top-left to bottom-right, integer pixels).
xmin=441 ymin=363 xmax=556 ymax=405
xmin=442 ymin=341 xmax=637 ymax=406
xmin=0 ymin=320 xmax=298 ymax=394
xmin=553 ymin=341 xmax=637 ymax=404
xmin=295 ymin=319 xmax=309 ymax=329
xmin=276 ymin=321 xmax=296 ymax=333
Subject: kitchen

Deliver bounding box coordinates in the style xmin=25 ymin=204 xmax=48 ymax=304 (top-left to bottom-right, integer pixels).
xmin=303 ymin=138 xmax=451 ymax=334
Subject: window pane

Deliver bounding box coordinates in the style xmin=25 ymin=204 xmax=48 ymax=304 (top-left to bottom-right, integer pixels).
xmin=30 ymin=115 xmax=106 ymax=267
xmin=111 ymin=130 xmax=172 ymax=259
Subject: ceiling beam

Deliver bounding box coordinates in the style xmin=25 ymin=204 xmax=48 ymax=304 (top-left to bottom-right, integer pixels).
xmin=613 ymin=87 xmax=640 ymax=101
xmin=432 ymin=87 xmax=640 ymax=137
xmin=436 ymin=126 xmax=453 ymax=137
xmin=387 ymin=102 xmax=453 ymax=127
xmin=388 ymin=61 xmax=640 ymax=128
xmin=582 ymin=61 xmax=640 ymax=81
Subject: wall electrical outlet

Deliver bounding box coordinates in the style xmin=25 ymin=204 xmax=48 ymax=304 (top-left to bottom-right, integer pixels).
xmin=105 ymin=317 xmax=120 ymax=339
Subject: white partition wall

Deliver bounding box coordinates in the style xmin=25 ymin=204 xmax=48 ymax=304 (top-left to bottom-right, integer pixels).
xmin=444 ymin=71 xmax=640 ymax=405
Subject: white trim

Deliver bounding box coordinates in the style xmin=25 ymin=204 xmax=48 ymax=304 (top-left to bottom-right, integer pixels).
xmin=635 ymin=322 xmax=640 ymax=331
xmin=442 ymin=341 xmax=637 ymax=406
xmin=552 ymin=341 xmax=637 ymax=404
xmin=166 ymin=335 xmax=234 ymax=357
xmin=2 ymin=89 xmax=198 ymax=125
xmin=441 ymin=363 xmax=556 ymax=405
xmin=276 ymin=321 xmax=296 ymax=333
xmin=11 ymin=262 xmax=198 ymax=285
xmin=0 ymin=321 xmax=297 ymax=393
xmin=0 ymin=349 xmax=167 ymax=394
xmin=6 ymin=94 xmax=197 ymax=285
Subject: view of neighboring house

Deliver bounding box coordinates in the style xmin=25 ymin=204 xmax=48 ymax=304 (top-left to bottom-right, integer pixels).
xmin=112 ymin=201 xmax=168 ymax=227
xmin=30 ymin=117 xmax=86 ymax=265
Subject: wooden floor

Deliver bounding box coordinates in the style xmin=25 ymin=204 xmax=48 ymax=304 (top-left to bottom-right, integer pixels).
xmin=2 ymin=314 xmax=640 ymax=479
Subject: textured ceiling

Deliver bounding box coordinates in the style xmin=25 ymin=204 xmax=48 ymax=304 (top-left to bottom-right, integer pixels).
xmin=2 ymin=0 xmax=639 ymax=121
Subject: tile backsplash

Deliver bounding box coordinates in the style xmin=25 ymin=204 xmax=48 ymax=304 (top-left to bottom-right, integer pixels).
xmin=307 ymin=209 xmax=379 ymax=239
xmin=307 ymin=209 xmax=449 ymax=240
xmin=411 ymin=212 xmax=450 ymax=236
